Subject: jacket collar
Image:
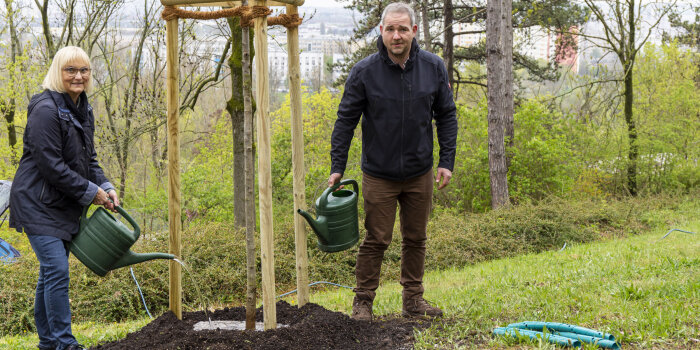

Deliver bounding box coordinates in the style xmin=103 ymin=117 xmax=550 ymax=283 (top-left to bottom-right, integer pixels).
xmin=46 ymin=90 xmax=89 ymax=120
xmin=377 ymin=36 xmax=420 ymax=70
xmin=63 ymin=92 xmax=89 ymax=122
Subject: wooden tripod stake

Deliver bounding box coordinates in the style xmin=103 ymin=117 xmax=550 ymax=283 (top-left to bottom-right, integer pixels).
xmin=162 ymin=0 xmax=308 ymax=330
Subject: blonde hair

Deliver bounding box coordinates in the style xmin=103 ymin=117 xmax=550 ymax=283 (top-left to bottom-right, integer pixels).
xmin=42 ymin=46 xmax=92 ymax=93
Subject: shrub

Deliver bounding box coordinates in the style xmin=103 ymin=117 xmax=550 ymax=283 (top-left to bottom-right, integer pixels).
xmin=0 ymin=194 xmax=692 ymax=336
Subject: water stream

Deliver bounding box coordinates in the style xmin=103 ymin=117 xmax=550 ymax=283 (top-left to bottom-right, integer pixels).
xmin=173 ymin=258 xmax=211 ymax=327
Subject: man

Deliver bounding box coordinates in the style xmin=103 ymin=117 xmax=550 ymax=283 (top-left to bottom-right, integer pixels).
xmin=329 ymin=2 xmax=458 ymax=321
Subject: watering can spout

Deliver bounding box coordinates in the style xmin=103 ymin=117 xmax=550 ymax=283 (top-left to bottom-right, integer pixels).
xmin=110 ymin=250 xmax=175 ymax=270
xmin=297 ymin=209 xmax=329 ymax=243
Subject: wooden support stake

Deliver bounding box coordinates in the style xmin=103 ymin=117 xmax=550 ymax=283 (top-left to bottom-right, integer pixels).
xmin=166 ymin=18 xmax=182 ymax=320
xmin=254 ymin=0 xmax=276 ymax=330
xmin=286 ymin=4 xmax=309 ymax=307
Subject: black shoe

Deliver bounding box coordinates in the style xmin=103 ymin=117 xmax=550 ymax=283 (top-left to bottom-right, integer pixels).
xmin=64 ymin=344 xmax=86 ymax=350
xmin=37 ymin=346 xmax=56 ymax=350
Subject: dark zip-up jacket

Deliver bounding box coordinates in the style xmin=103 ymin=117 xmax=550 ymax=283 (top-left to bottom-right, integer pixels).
xmin=10 ymin=90 xmax=114 ymax=241
xmin=330 ymin=36 xmax=458 ymax=181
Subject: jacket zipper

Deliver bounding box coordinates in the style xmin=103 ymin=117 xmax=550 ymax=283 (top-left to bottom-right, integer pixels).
xmin=400 ymin=70 xmax=405 ymax=179
xmin=40 ymin=181 xmax=46 ymax=202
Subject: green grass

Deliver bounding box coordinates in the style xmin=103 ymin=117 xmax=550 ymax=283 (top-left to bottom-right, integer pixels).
xmin=0 ymin=317 xmax=150 ymax=349
xmin=2 ymin=207 xmax=698 ymax=349
xmin=302 ymin=218 xmax=699 ymax=349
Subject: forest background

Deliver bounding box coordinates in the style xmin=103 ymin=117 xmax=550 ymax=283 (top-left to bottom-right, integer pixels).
xmin=0 ymin=0 xmax=698 ymax=337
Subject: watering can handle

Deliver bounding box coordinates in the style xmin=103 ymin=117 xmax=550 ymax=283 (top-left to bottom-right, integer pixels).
xmin=81 ymin=204 xmax=141 ymax=239
xmin=319 ymin=179 xmax=359 ymax=208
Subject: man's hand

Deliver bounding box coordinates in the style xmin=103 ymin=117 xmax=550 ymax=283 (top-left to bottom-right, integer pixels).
xmin=328 ymin=173 xmax=343 ymax=187
xmin=435 ymin=168 xmax=452 ymax=190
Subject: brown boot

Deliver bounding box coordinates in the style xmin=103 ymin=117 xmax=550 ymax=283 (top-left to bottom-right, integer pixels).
xmin=402 ymin=297 xmax=443 ymax=318
xmin=351 ymin=296 xmax=373 ymax=321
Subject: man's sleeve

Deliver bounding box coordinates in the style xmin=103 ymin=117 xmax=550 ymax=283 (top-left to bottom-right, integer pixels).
xmin=433 ymin=62 xmax=458 ymax=171
xmin=330 ymin=67 xmax=365 ymax=175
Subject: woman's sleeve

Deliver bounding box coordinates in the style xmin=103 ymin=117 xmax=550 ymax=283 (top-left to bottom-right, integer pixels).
xmin=89 ymin=146 xmax=114 ymax=193
xmin=27 ymin=104 xmax=99 ymax=205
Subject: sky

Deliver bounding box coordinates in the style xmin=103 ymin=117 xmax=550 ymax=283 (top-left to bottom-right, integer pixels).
xmin=301 ymin=0 xmax=344 ymax=8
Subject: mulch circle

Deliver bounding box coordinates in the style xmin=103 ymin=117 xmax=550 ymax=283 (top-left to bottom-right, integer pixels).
xmin=91 ymin=301 xmax=430 ymax=349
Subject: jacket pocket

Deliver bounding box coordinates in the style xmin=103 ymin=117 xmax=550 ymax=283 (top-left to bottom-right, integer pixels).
xmin=39 ymin=180 xmax=66 ymax=207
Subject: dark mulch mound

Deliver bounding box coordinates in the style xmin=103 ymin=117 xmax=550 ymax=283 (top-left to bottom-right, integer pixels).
xmin=92 ymin=301 xmax=429 ymax=350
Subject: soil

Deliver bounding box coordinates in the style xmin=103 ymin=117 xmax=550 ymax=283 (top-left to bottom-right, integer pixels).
xmin=91 ymin=301 xmax=430 ymax=350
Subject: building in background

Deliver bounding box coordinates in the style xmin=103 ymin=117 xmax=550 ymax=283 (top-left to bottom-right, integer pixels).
xmin=453 ymin=23 xmax=580 ymax=74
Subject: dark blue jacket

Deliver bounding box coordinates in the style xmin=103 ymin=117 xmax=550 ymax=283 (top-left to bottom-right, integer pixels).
xmin=10 ymin=90 xmax=113 ymax=241
xmin=330 ymin=37 xmax=458 ymax=181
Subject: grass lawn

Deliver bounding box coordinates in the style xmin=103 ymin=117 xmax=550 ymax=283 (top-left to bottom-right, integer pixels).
xmin=306 ymin=217 xmax=699 ymax=349
xmin=2 ymin=216 xmax=697 ymax=349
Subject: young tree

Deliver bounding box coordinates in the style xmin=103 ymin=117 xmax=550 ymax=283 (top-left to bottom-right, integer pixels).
xmin=239 ymin=0 xmax=257 ymax=330
xmin=226 ymin=16 xmax=246 ymax=229
xmin=583 ymin=0 xmax=677 ymax=195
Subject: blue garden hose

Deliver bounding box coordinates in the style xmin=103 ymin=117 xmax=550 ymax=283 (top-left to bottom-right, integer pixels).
xmin=657 ymin=228 xmax=696 ymax=241
xmin=130 ymin=267 xmax=153 ymax=319
xmin=495 ymin=322 xmax=620 ymax=349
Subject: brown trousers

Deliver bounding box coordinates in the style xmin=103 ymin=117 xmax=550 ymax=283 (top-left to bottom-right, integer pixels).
xmin=354 ymin=170 xmax=434 ymax=302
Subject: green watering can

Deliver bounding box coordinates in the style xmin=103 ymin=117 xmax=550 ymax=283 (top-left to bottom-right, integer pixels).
xmin=70 ymin=205 xmax=174 ymax=277
xmin=297 ymin=179 xmax=360 ymax=253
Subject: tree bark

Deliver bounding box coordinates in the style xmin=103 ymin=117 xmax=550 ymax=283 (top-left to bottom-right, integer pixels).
xmin=227 ymin=17 xmax=246 ymax=229
xmin=2 ymin=0 xmax=20 ymax=163
xmin=503 ymin=0 xmax=514 ymax=171
xmin=241 ymin=0 xmax=257 ymax=331
xmin=486 ymin=0 xmax=510 ymax=209
xmin=443 ymin=0 xmax=456 ymax=93
xmin=421 ymin=2 xmax=432 ymax=52
xmin=625 ymin=0 xmax=637 ymax=196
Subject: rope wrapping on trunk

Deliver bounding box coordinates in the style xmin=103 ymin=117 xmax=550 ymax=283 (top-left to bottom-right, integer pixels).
xmin=161 ymin=5 xmax=302 ymax=28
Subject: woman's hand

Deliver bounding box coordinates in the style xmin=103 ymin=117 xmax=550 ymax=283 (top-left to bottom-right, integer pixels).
xmin=93 ymin=188 xmax=118 ymax=213
xmin=107 ymin=189 xmax=120 ymax=210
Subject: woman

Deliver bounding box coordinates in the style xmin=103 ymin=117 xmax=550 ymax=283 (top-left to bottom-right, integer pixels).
xmin=10 ymin=46 xmax=119 ymax=350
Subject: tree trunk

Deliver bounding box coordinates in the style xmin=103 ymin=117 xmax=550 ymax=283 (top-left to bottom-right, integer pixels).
xmin=486 ymin=0 xmax=510 ymax=209
xmin=241 ymin=0 xmax=257 ymax=331
xmin=503 ymin=0 xmax=514 ymax=172
xmin=625 ymin=0 xmax=637 ymax=196
xmin=227 ymin=17 xmax=246 ymax=229
xmin=118 ymin=128 xmax=129 ymax=199
xmin=3 ymin=0 xmax=20 ymax=163
xmin=443 ymin=0 xmax=455 ymax=93
xmin=421 ymin=2 xmax=432 ymax=52
xmin=35 ymin=0 xmax=56 ymax=59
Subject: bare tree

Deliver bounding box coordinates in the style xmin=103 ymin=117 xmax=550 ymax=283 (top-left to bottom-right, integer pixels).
xmin=582 ymin=0 xmax=677 ymax=195
xmin=0 ymin=0 xmax=23 ymax=161
xmin=93 ymin=0 xmax=160 ymax=199
xmin=34 ymin=0 xmax=122 ymax=60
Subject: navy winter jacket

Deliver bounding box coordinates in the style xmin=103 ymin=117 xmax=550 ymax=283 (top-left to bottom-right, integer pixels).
xmin=10 ymin=90 xmax=114 ymax=241
xmin=330 ymin=37 xmax=458 ymax=181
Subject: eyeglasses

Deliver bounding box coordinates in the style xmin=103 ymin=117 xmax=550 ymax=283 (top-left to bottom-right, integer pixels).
xmin=63 ymin=67 xmax=91 ymax=77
